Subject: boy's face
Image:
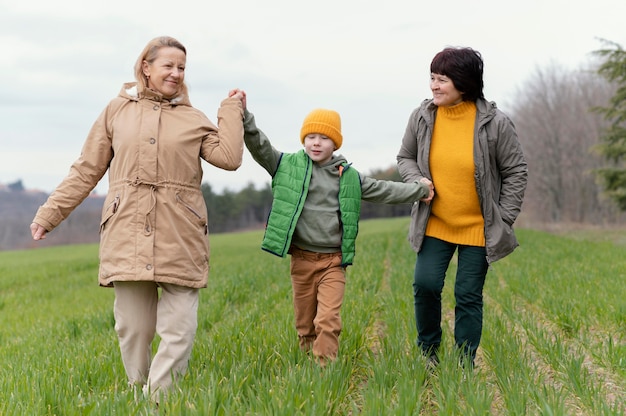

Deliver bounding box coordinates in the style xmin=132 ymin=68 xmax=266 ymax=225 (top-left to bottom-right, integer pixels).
xmin=303 ymin=133 xmax=335 ymax=165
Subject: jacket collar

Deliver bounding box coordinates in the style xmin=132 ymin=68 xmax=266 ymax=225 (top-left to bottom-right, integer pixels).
xmin=421 ymin=97 xmax=496 ymax=127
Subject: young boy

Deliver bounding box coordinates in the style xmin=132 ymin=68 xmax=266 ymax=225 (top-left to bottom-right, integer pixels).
xmin=243 ymin=103 xmax=434 ymax=365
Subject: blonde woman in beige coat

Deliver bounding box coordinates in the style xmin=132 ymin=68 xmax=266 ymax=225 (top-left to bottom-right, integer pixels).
xmin=30 ymin=36 xmax=245 ymax=401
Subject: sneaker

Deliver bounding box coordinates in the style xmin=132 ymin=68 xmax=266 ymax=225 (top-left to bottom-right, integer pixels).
xmin=426 ymin=353 xmax=439 ymax=371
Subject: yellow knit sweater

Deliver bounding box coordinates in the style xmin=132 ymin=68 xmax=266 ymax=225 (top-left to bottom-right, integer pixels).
xmin=426 ymin=101 xmax=486 ymax=246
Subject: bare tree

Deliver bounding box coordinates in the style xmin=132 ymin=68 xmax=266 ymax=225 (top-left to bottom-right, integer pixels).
xmin=510 ymin=63 xmax=625 ymax=225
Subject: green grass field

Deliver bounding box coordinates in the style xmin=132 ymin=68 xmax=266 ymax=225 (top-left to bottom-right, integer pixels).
xmin=0 ymin=218 xmax=624 ymax=415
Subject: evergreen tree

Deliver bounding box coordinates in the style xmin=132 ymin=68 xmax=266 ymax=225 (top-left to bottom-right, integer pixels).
xmin=593 ymin=39 xmax=626 ymax=210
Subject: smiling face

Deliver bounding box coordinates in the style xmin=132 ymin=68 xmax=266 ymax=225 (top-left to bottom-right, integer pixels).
xmin=303 ymin=133 xmax=335 ymax=165
xmin=142 ymin=46 xmax=186 ymax=99
xmin=430 ymin=73 xmax=463 ymax=107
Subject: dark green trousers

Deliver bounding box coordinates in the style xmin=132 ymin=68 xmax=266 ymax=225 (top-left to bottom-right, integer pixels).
xmin=413 ymin=236 xmax=488 ymax=361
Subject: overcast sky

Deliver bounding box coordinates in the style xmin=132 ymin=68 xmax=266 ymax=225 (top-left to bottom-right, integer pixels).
xmin=1 ymin=0 xmax=625 ymax=195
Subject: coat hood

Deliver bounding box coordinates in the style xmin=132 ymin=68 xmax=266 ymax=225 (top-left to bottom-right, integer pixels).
xmin=119 ymin=82 xmax=192 ymax=107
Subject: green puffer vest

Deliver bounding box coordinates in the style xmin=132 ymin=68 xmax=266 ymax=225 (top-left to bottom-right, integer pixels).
xmin=261 ymin=150 xmax=362 ymax=267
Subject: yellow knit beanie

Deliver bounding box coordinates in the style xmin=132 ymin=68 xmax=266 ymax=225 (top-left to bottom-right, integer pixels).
xmin=300 ymin=108 xmax=343 ymax=149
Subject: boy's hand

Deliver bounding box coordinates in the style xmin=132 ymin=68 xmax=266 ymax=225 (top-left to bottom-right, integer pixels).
xmin=228 ymin=88 xmax=247 ymax=110
xmin=419 ymin=177 xmax=434 ymax=204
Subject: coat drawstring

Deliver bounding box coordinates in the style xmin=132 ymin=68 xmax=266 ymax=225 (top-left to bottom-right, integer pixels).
xmin=127 ymin=178 xmax=164 ymax=236
xmin=127 ymin=178 xmax=203 ymax=236
xmin=143 ymin=185 xmax=157 ymax=236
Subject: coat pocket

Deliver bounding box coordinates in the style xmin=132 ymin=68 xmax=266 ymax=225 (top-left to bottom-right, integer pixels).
xmin=175 ymin=191 xmax=208 ymax=235
xmin=100 ymin=194 xmax=120 ymax=234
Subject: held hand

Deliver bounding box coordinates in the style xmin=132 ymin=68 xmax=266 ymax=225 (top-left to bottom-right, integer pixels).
xmin=418 ymin=177 xmax=435 ymax=204
xmin=30 ymin=222 xmax=47 ymax=241
xmin=228 ymin=88 xmax=247 ymax=110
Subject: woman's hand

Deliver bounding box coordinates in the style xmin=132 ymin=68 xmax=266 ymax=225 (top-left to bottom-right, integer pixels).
xmin=30 ymin=222 xmax=47 ymax=241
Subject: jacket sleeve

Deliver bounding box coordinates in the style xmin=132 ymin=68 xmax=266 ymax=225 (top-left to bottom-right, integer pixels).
xmin=495 ymin=113 xmax=528 ymax=225
xmin=242 ymin=109 xmax=282 ymax=177
xmin=397 ymin=107 xmax=428 ymax=183
xmin=32 ymin=103 xmax=114 ymax=232
xmin=360 ymin=175 xmax=429 ymax=204
xmin=200 ymin=97 xmax=244 ymax=171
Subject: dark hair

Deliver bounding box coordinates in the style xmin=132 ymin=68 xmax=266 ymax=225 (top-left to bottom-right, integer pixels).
xmin=430 ymin=47 xmax=484 ymax=101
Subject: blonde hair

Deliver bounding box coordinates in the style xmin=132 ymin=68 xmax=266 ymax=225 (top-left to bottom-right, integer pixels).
xmin=134 ymin=36 xmax=189 ymax=98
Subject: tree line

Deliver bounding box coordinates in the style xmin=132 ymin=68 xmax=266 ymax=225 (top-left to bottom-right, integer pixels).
xmin=507 ymin=39 xmax=626 ymax=226
xmin=0 ymin=167 xmax=412 ymax=251
xmin=201 ymin=166 xmax=412 ymax=233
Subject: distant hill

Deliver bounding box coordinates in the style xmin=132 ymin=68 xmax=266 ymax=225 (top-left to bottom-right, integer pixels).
xmin=0 ymin=187 xmax=104 ymax=251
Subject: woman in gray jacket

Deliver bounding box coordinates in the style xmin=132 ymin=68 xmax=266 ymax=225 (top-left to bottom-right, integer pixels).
xmin=396 ymin=47 xmax=527 ymax=368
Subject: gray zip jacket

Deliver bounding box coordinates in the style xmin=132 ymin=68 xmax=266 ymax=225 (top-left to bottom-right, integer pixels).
xmin=396 ymin=98 xmax=528 ymax=263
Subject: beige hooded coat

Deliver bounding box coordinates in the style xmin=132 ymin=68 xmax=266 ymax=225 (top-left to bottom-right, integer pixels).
xmin=33 ymin=82 xmax=244 ymax=288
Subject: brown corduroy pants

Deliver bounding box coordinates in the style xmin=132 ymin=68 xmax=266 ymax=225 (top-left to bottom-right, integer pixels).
xmin=289 ymin=247 xmax=346 ymax=362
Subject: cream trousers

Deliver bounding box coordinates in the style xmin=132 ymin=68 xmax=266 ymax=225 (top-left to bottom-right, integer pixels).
xmin=113 ymin=281 xmax=199 ymax=397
